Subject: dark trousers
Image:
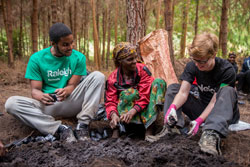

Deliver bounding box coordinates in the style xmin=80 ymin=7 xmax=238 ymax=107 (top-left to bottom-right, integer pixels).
xmin=163 ymin=84 xmax=240 ymax=137
xmin=237 ymin=70 xmax=250 ymax=93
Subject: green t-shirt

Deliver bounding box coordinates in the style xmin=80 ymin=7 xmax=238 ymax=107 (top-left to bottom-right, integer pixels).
xmin=25 ymin=46 xmax=87 ymax=93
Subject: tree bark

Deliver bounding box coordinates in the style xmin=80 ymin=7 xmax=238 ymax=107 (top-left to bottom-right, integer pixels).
xmin=91 ymin=0 xmax=100 ymax=69
xmin=219 ymin=0 xmax=229 ymax=57
xmin=180 ymin=0 xmax=190 ymax=58
xmin=42 ymin=5 xmax=48 ymax=48
xmin=31 ymin=0 xmax=38 ymax=53
xmin=69 ymin=2 xmax=73 ymax=31
xmin=1 ymin=0 xmax=14 ymax=67
xmin=114 ymin=0 xmax=118 ymax=45
xmin=126 ymin=0 xmax=146 ymax=45
xmin=73 ymin=0 xmax=78 ymax=49
xmin=102 ymin=2 xmax=107 ymax=68
xmin=51 ymin=0 xmax=57 ymax=24
xmin=83 ymin=1 xmax=90 ymax=60
xmin=106 ymin=1 xmax=111 ymax=70
xmin=156 ymin=0 xmax=162 ymax=29
xmin=194 ymin=0 xmax=199 ymax=36
xmin=164 ymin=0 xmax=175 ymax=67
xmin=18 ymin=0 xmax=23 ymax=58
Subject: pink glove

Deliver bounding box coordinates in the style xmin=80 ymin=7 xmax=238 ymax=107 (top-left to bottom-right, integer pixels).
xmin=187 ymin=117 xmax=204 ymax=136
xmin=164 ymin=104 xmax=177 ymax=125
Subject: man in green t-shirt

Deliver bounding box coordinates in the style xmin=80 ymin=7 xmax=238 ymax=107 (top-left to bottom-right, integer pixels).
xmin=5 ymin=23 xmax=105 ymax=143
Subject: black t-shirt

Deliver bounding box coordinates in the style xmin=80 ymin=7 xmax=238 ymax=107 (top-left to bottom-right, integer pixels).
xmin=180 ymin=57 xmax=236 ymax=104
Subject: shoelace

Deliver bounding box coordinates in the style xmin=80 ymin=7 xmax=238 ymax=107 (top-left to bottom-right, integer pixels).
xmin=206 ymin=131 xmax=222 ymax=155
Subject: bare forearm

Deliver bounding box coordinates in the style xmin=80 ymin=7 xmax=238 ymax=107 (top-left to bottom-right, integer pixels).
xmin=172 ymin=92 xmax=188 ymax=109
xmin=31 ymin=88 xmax=44 ymax=101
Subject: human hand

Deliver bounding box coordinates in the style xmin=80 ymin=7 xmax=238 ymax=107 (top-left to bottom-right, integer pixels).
xmin=0 ymin=141 xmax=5 ymax=157
xmin=40 ymin=93 xmax=56 ymax=105
xmin=164 ymin=104 xmax=177 ymax=126
xmin=110 ymin=113 xmax=120 ymax=129
xmin=55 ymin=88 xmax=67 ymax=101
xmin=187 ymin=117 xmax=204 ymax=136
xmin=120 ymin=108 xmax=137 ymax=124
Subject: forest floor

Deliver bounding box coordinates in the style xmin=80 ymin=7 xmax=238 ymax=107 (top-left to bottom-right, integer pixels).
xmin=0 ymin=60 xmax=250 ymax=167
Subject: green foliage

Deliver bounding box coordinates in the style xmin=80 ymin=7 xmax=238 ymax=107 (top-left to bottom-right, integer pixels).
xmin=0 ymin=32 xmax=8 ymax=58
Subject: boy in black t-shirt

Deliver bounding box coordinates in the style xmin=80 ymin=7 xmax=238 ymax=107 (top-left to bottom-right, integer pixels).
xmin=163 ymin=32 xmax=240 ymax=156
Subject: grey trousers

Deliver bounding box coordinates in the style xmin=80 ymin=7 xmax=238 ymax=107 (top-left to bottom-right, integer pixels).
xmin=163 ymin=83 xmax=240 ymax=137
xmin=5 ymin=71 xmax=105 ymax=135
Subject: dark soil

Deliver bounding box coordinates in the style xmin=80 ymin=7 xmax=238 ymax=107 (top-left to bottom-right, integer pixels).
xmin=0 ymin=133 xmax=239 ymax=167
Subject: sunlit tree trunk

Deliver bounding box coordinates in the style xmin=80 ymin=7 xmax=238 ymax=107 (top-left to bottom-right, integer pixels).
xmin=126 ymin=0 xmax=146 ymax=45
xmin=102 ymin=2 xmax=107 ymax=68
xmin=144 ymin=0 xmax=150 ymax=33
xmin=83 ymin=1 xmax=90 ymax=60
xmin=18 ymin=0 xmax=23 ymax=58
xmin=156 ymin=0 xmax=162 ymax=29
xmin=164 ymin=0 xmax=175 ymax=67
xmin=42 ymin=5 xmax=48 ymax=48
xmin=32 ymin=0 xmax=38 ymax=53
xmin=106 ymin=2 xmax=111 ymax=70
xmin=91 ymin=0 xmax=100 ymax=69
xmin=114 ymin=0 xmax=118 ymax=45
xmin=219 ymin=0 xmax=229 ymax=57
xmin=48 ymin=4 xmax=52 ymax=40
xmin=69 ymin=2 xmax=73 ymax=31
xmin=1 ymin=0 xmax=14 ymax=67
xmin=73 ymin=0 xmax=78 ymax=49
xmin=51 ymin=0 xmax=57 ymax=24
xmin=180 ymin=0 xmax=190 ymax=58
xmin=61 ymin=0 xmax=66 ymax=23
xmin=194 ymin=0 xmax=199 ymax=36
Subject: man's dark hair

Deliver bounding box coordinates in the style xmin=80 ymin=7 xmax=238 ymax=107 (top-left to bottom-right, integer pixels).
xmin=49 ymin=23 xmax=72 ymax=43
xmin=229 ymin=52 xmax=236 ymax=57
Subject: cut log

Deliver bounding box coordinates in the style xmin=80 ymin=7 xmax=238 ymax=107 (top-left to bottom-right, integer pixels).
xmin=138 ymin=29 xmax=178 ymax=86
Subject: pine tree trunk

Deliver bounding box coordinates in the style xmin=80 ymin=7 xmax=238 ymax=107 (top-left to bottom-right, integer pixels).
xmin=194 ymin=0 xmax=199 ymax=36
xmin=32 ymin=0 xmax=38 ymax=53
xmin=42 ymin=5 xmax=48 ymax=48
xmin=164 ymin=0 xmax=175 ymax=67
xmin=61 ymin=0 xmax=66 ymax=23
xmin=18 ymin=0 xmax=23 ymax=58
xmin=69 ymin=3 xmax=73 ymax=31
xmin=106 ymin=3 xmax=111 ymax=70
xmin=126 ymin=0 xmax=146 ymax=45
xmin=156 ymin=0 xmax=162 ymax=29
xmin=1 ymin=0 xmax=14 ymax=67
xmin=91 ymin=0 xmax=100 ymax=69
xmin=180 ymin=0 xmax=190 ymax=58
xmin=114 ymin=0 xmax=118 ymax=45
xmin=48 ymin=4 xmax=52 ymax=41
xmin=73 ymin=0 xmax=78 ymax=49
xmin=51 ymin=0 xmax=57 ymax=24
xmin=102 ymin=2 xmax=107 ymax=68
xmin=83 ymin=1 xmax=89 ymax=61
xmin=219 ymin=0 xmax=229 ymax=57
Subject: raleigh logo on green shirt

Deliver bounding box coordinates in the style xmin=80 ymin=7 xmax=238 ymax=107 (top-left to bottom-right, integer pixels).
xmin=47 ymin=67 xmax=72 ymax=77
xmin=47 ymin=67 xmax=72 ymax=81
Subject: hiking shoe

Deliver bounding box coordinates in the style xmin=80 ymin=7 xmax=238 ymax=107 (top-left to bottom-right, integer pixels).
xmin=199 ymin=130 xmax=222 ymax=156
xmin=74 ymin=123 xmax=89 ymax=141
xmin=57 ymin=125 xmax=77 ymax=143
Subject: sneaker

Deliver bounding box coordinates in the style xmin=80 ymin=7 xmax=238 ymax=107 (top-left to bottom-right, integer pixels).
xmin=57 ymin=125 xmax=77 ymax=143
xmin=199 ymin=130 xmax=222 ymax=156
xmin=238 ymin=91 xmax=247 ymax=96
xmin=74 ymin=123 xmax=89 ymax=141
